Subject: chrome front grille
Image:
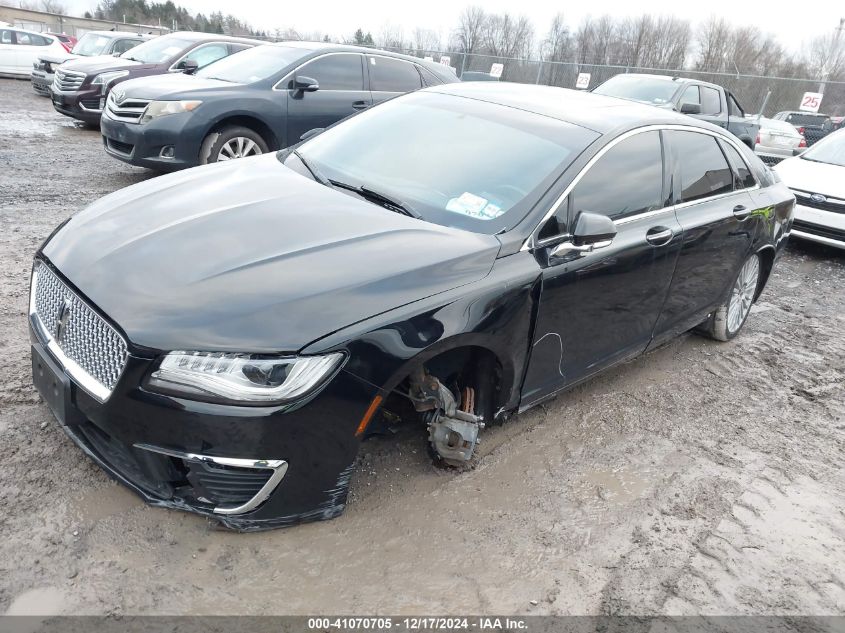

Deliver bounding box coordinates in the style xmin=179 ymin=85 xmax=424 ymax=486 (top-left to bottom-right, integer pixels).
xmin=106 ymin=91 xmax=150 ymax=123
xmin=53 ymin=68 xmax=85 ymax=91
xmin=30 ymin=262 xmax=128 ymax=401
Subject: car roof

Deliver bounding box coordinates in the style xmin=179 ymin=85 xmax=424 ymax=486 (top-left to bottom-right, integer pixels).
xmin=87 ymin=30 xmax=150 ymax=38
xmin=168 ymin=31 xmax=265 ymax=45
xmin=609 ymin=72 xmax=723 ymax=91
xmin=428 ymin=82 xmax=710 ymax=134
xmin=266 ymin=41 xmax=457 ymax=80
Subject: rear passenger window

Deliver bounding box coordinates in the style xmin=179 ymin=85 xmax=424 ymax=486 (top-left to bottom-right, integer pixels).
xmin=369 ymin=56 xmax=422 ymax=92
xmin=720 ymin=141 xmax=756 ymax=189
xmin=419 ymin=66 xmax=443 ymax=87
xmin=0 ymin=30 xmax=12 ymax=44
xmin=728 ymin=95 xmax=745 ymax=117
xmin=700 ymin=87 xmax=721 ymax=115
xmin=111 ymin=39 xmax=139 ymax=55
xmin=669 ymin=131 xmax=733 ymax=202
xmin=570 ymin=131 xmax=663 ymax=221
xmin=299 ymin=54 xmax=364 ymax=90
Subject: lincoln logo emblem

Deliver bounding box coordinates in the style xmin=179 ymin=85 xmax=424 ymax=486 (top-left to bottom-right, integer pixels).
xmin=55 ymin=297 xmax=72 ymax=343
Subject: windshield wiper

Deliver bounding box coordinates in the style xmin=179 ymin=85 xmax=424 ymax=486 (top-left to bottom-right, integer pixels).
xmin=122 ymin=56 xmax=142 ymax=62
xmin=329 ymin=180 xmax=420 ymax=218
xmin=290 ymin=149 xmax=331 ymax=186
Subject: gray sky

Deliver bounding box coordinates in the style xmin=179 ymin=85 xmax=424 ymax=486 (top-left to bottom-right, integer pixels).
xmin=63 ymin=0 xmax=841 ymax=53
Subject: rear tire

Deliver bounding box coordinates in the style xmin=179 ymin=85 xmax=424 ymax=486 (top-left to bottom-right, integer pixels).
xmin=200 ymin=126 xmax=268 ymax=165
xmin=698 ymin=252 xmax=761 ymax=341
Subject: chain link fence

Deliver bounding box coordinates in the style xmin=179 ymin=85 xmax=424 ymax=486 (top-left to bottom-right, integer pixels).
xmin=382 ymin=48 xmax=845 ymax=118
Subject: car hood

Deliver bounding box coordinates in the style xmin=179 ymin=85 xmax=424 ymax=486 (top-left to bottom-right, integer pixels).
xmin=117 ymin=73 xmax=235 ymax=99
xmin=43 ymin=155 xmax=500 ymax=354
xmin=62 ymin=55 xmax=145 ymax=74
xmin=774 ymin=156 xmax=845 ymax=195
xmin=39 ymin=51 xmax=77 ymax=65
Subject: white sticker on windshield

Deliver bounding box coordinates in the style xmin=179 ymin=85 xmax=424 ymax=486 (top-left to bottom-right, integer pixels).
xmin=445 ymin=192 xmax=505 ymax=220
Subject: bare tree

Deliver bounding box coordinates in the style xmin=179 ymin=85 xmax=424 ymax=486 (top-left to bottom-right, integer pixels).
xmin=411 ymin=27 xmax=441 ymax=56
xmin=378 ymin=23 xmax=406 ymax=50
xmin=40 ymin=0 xmax=65 ymax=13
xmin=541 ymin=13 xmax=573 ymax=86
xmin=483 ymin=13 xmax=533 ymax=59
xmin=454 ymin=6 xmax=486 ymax=54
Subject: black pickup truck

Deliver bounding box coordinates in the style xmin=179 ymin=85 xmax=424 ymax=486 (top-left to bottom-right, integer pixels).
xmin=593 ymin=73 xmax=759 ymax=148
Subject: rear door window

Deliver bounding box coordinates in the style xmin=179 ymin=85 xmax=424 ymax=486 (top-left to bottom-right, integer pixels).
xmin=298 ymin=53 xmax=364 ymax=90
xmin=368 ymin=56 xmax=422 ymax=92
xmin=419 ymin=66 xmax=443 ymax=86
xmin=0 ymin=30 xmax=12 ymax=44
xmin=727 ymin=94 xmax=745 ymax=117
xmin=720 ymin=141 xmax=756 ymax=189
xmin=570 ymin=131 xmax=664 ymax=222
xmin=700 ymin=87 xmax=721 ymax=115
xmin=668 ymin=131 xmax=734 ymax=202
xmin=111 ymin=39 xmax=140 ymax=55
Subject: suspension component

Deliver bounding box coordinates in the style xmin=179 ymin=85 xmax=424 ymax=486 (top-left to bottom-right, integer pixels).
xmin=408 ymin=367 xmax=484 ymax=466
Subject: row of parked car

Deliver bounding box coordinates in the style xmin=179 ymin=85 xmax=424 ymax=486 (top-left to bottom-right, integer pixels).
xmin=7 ymin=25 xmax=843 ymax=253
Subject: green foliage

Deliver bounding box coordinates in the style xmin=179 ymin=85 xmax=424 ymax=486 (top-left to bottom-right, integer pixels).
xmin=91 ymin=0 xmax=259 ymax=36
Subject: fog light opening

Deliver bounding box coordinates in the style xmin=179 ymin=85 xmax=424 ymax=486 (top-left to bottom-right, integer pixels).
xmin=160 ymin=145 xmax=176 ymax=159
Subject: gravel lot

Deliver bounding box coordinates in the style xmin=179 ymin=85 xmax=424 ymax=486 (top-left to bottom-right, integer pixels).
xmin=1 ymin=77 xmax=844 ymax=617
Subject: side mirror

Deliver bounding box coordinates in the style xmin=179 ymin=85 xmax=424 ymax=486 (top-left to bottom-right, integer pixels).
xmin=549 ymin=212 xmax=616 ymax=259
xmin=680 ymin=102 xmax=701 ymax=115
xmin=299 ymin=127 xmax=325 ymax=142
xmin=182 ymin=59 xmax=199 ymax=75
xmin=572 ymin=212 xmax=617 ymax=246
xmin=293 ymin=75 xmax=319 ymax=93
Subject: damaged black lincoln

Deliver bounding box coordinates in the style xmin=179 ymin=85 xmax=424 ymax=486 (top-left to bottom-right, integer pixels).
xmin=30 ymin=83 xmax=795 ymax=530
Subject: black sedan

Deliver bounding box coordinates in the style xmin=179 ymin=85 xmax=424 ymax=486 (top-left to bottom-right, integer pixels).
xmin=30 ymin=83 xmax=795 ymax=530
xmin=99 ymin=42 xmax=458 ymax=170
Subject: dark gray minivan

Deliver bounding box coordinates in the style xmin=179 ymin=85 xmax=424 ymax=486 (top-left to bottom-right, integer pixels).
xmin=100 ymin=42 xmax=459 ymax=170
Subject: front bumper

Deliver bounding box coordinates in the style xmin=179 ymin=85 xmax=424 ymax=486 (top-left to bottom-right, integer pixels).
xmin=51 ymin=86 xmax=104 ymax=124
xmin=792 ymin=203 xmax=845 ymax=249
xmin=29 ymin=271 xmax=379 ymax=529
xmin=101 ymin=110 xmax=201 ymax=171
xmin=30 ymin=71 xmax=53 ymax=96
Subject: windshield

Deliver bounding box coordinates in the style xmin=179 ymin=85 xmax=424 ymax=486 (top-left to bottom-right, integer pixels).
xmin=120 ymin=35 xmax=193 ymax=63
xmin=292 ymin=91 xmax=598 ymax=234
xmin=593 ymin=74 xmax=679 ymax=105
xmin=196 ymin=45 xmax=306 ymax=83
xmin=801 ymin=130 xmax=845 ymax=167
xmin=71 ymin=33 xmax=111 ymax=56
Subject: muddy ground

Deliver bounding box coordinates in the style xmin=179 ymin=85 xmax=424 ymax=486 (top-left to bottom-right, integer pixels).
xmin=0 ymin=77 xmax=843 ymax=617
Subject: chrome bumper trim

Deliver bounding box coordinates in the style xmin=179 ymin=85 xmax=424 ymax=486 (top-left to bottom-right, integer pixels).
xmin=133 ymin=444 xmax=288 ymax=515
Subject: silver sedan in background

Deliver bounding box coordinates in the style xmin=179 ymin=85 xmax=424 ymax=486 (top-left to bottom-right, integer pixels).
xmin=755 ymin=117 xmax=806 ymax=166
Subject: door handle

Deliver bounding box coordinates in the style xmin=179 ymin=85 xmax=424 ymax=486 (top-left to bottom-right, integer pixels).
xmin=733 ymin=204 xmax=751 ymax=220
xmin=645 ymin=226 xmax=674 ymax=246
xmin=352 ymin=100 xmax=369 ymax=110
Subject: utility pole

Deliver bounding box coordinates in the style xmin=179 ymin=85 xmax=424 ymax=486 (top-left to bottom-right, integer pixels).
xmin=819 ymin=17 xmax=845 ymax=94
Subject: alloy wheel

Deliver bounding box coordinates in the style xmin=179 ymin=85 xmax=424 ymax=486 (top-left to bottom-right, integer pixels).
xmin=217 ymin=137 xmax=263 ymax=161
xmin=727 ymin=255 xmax=759 ymax=334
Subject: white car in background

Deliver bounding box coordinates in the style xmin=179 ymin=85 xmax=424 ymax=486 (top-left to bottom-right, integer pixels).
xmin=775 ymin=129 xmax=845 ymax=250
xmin=30 ymin=31 xmax=151 ymax=97
xmin=754 ymin=117 xmax=806 ymax=166
xmin=0 ymin=26 xmax=67 ymax=77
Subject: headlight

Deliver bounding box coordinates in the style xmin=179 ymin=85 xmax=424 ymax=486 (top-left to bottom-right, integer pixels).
xmin=139 ymin=100 xmax=202 ymax=124
xmin=148 ymin=351 xmax=344 ymax=404
xmin=92 ymin=70 xmax=129 ymax=93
